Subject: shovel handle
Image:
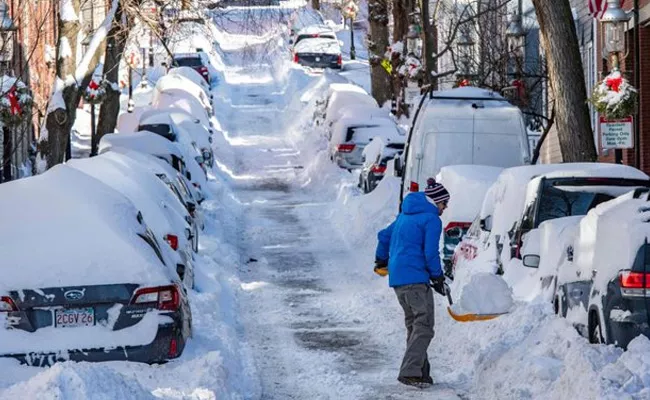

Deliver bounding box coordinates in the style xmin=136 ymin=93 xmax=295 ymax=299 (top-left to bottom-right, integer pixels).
xmin=446 ymin=287 xmax=453 ymax=306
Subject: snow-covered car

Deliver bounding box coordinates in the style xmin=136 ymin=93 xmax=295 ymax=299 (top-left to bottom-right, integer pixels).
xmin=68 ymin=154 xmax=197 ymax=289
xmin=138 ymin=109 xmax=214 ymax=171
xmin=504 ymin=166 xmax=650 ymax=273
xmin=293 ymin=36 xmax=342 ymax=70
xmin=436 ymin=165 xmax=503 ymax=279
xmin=553 ymin=194 xmax=650 ymax=348
xmin=317 ymin=83 xmax=378 ymax=128
xmin=98 ymin=131 xmax=207 ymax=203
xmin=168 ymin=66 xmax=213 ymax=100
xmin=153 ymin=90 xmax=215 ymax=137
xmin=291 ymin=25 xmax=337 ymax=47
xmin=329 ymin=117 xmax=403 ymax=170
xmin=398 ymin=87 xmax=531 ymax=200
xmin=359 ymin=138 xmax=404 ymax=193
xmin=171 ymin=53 xmax=211 ymax=84
xmin=0 ymin=165 xmax=192 ymax=365
xmin=152 ymin=73 xmax=213 ymax=116
xmin=105 ymin=147 xmax=204 ymax=233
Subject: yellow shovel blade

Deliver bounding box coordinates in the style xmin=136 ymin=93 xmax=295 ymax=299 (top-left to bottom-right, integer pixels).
xmin=447 ymin=306 xmax=505 ymax=322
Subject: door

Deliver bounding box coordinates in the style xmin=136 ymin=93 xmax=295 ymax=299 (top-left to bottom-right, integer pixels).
xmin=472 ymin=104 xmax=528 ymax=167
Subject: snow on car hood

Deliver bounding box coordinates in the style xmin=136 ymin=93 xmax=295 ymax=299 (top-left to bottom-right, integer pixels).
xmin=0 ymin=166 xmax=172 ymax=291
xmin=294 ymin=38 xmax=340 ymax=55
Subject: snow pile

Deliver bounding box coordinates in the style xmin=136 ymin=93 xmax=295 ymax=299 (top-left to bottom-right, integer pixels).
xmin=436 ymin=165 xmax=502 ymax=226
xmin=452 ymin=272 xmax=513 ymax=315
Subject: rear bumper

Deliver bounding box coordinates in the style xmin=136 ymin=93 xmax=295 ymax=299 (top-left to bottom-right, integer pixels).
xmin=334 ymin=153 xmax=362 ymax=169
xmin=607 ymin=312 xmax=650 ymax=349
xmin=1 ymin=323 xmax=184 ymax=366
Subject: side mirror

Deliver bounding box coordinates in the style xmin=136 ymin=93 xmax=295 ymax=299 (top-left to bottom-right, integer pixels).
xmin=445 ymin=227 xmax=462 ymax=239
xmin=522 ymin=254 xmax=541 ymax=268
xmin=480 ymin=215 xmax=493 ymax=232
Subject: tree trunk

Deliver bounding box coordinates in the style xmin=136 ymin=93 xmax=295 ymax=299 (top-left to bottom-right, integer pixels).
xmin=311 ymin=0 xmax=320 ymax=11
xmin=420 ymin=0 xmax=437 ymax=88
xmin=368 ymin=0 xmax=392 ymax=106
xmin=392 ymin=0 xmax=407 ymax=43
xmin=532 ymin=0 xmax=597 ymax=162
xmin=97 ymin=1 xmax=131 ymax=140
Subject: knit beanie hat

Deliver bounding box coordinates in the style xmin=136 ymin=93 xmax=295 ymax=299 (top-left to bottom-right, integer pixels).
xmin=424 ymin=177 xmax=450 ymax=203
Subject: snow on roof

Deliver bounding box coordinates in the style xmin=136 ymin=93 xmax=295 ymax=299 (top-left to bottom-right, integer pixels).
xmin=575 ymin=195 xmax=650 ymax=297
xmin=168 ymin=66 xmax=211 ymax=95
xmin=431 ymin=86 xmax=506 ymax=100
xmin=0 ymin=165 xmax=172 ymax=291
xmin=153 ymin=92 xmax=211 ymax=127
xmin=325 ymin=89 xmax=378 ymax=127
xmin=437 ymin=165 xmax=503 ymax=225
xmin=98 ymin=131 xmax=184 ymax=161
xmin=67 ymin=154 xmax=190 ymax=255
xmin=296 ymin=25 xmax=335 ymax=35
xmin=327 ymin=83 xmax=367 ymax=96
xmin=117 ymin=106 xmax=151 ymax=133
xmin=139 ymin=108 xmax=173 ymax=126
xmin=294 ymin=38 xmax=340 ymax=55
xmin=154 ymin=74 xmax=211 ymax=110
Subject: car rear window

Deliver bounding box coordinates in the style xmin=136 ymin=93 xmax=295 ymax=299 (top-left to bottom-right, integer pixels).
xmin=138 ymin=124 xmax=175 ymax=141
xmin=173 ymin=57 xmax=203 ymax=67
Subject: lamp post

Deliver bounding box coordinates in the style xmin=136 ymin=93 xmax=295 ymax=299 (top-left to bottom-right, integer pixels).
xmin=599 ymin=0 xmax=631 ymax=164
xmin=456 ymin=28 xmax=474 ymax=80
xmin=0 ymin=1 xmax=16 ymax=183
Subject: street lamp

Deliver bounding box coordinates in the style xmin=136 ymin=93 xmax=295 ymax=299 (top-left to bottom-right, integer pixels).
xmin=456 ymin=28 xmax=474 ymax=77
xmin=600 ymin=0 xmax=630 ymax=70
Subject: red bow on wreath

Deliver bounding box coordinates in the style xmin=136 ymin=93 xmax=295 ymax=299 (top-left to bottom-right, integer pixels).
xmin=88 ymin=79 xmax=100 ymax=99
xmin=7 ymin=86 xmax=21 ymax=116
xmin=606 ymin=76 xmax=623 ymax=92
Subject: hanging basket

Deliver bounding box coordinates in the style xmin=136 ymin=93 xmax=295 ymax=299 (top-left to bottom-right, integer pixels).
xmin=84 ymin=77 xmax=107 ymax=105
xmin=589 ymin=71 xmax=637 ymax=120
xmin=0 ymin=78 xmax=32 ymax=126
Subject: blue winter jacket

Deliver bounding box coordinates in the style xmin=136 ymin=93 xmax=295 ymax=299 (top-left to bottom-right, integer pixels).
xmin=375 ymin=192 xmax=443 ymax=287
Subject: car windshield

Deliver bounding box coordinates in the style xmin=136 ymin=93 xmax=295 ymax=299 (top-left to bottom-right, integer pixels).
xmin=174 ymin=57 xmax=202 ymax=67
xmin=536 ymin=178 xmax=650 ymax=227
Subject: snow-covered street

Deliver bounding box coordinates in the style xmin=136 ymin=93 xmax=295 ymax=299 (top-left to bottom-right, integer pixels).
xmin=5 ymin=2 xmax=650 ymax=400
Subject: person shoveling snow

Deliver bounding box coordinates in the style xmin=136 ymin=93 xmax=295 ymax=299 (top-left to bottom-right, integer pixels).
xmin=447 ymin=273 xmax=513 ymax=321
xmin=374 ymin=178 xmax=450 ymax=389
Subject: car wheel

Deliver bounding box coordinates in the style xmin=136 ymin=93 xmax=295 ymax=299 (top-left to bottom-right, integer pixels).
xmin=589 ymin=311 xmax=604 ymax=344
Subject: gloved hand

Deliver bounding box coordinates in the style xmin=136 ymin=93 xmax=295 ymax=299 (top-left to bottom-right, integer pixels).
xmin=374 ymin=259 xmax=388 ymax=277
xmin=430 ymin=276 xmax=449 ymax=296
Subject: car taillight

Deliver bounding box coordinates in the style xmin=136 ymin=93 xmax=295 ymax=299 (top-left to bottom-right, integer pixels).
xmin=131 ymin=285 xmax=181 ymax=311
xmin=445 ymin=222 xmax=472 ymax=231
xmin=338 ymin=143 xmax=356 ymax=153
xmin=168 ymin=338 xmax=179 ymax=358
xmin=619 ymin=270 xmax=650 ymax=297
xmin=0 ymin=296 xmax=17 ymax=312
xmin=293 ymin=53 xmax=299 ymax=63
xmin=409 ymin=181 xmax=419 ymax=192
xmin=337 ymin=54 xmax=342 ymax=65
xmin=371 ymin=165 xmax=386 ymax=174
xmin=164 ymin=234 xmax=179 ymax=251
xmin=199 ymin=66 xmax=208 ymax=76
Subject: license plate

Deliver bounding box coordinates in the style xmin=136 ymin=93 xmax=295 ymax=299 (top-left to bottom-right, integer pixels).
xmin=55 ymin=307 xmax=95 ymax=328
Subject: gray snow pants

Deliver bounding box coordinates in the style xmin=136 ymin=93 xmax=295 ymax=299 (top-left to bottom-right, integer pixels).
xmin=394 ymin=283 xmax=434 ymax=379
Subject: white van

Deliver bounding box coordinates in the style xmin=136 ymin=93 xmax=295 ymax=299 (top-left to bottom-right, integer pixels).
xmin=398 ymin=87 xmax=531 ymax=200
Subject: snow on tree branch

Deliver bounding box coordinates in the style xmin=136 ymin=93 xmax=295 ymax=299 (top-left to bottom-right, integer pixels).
xmin=75 ymin=0 xmax=119 ymax=83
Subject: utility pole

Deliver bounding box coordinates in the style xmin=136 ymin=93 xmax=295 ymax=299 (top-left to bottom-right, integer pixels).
xmin=350 ymin=17 xmax=356 ymax=60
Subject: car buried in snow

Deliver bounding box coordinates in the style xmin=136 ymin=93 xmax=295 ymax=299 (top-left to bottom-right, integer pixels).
xmin=171 ymin=52 xmax=212 ymax=85
xmin=292 ymin=35 xmax=342 ymax=70
xmin=546 ymin=193 xmax=650 ymax=349
xmin=0 ymin=165 xmax=192 ymax=366
xmin=98 ymin=131 xmax=207 ymax=204
xmin=359 ymin=138 xmax=404 ymax=193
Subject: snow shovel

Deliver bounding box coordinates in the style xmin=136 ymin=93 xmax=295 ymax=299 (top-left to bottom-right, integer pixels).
xmin=444 ymin=286 xmax=507 ymax=322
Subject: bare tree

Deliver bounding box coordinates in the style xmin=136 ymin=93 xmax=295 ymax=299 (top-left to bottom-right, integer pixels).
xmin=532 ymin=0 xmax=596 ymax=162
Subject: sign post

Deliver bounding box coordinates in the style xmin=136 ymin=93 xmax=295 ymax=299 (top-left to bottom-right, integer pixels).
xmin=600 ymin=116 xmax=634 ymax=149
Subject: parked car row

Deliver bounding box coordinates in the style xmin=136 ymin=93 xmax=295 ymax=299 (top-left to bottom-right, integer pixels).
xmin=287 ymin=10 xmax=343 ymax=70
xmin=0 ymin=58 xmax=217 ymax=366
xmin=451 ymin=163 xmax=650 ymax=349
